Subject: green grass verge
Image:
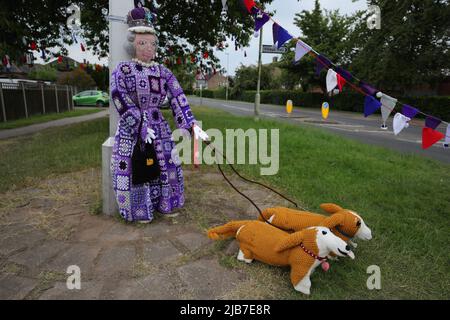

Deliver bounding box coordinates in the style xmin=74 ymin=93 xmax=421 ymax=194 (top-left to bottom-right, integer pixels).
xmin=0 ymin=108 xmax=104 ymax=130
xmin=0 ymin=106 xmax=448 ymax=299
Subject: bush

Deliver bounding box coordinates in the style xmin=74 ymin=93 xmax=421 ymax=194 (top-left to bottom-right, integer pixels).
xmin=193 ymin=89 xmax=450 ymax=121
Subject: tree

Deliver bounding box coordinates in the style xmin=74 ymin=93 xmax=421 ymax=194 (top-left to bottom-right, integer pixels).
xmin=349 ymin=0 xmax=450 ymax=94
xmin=278 ymin=0 xmax=357 ymax=93
xmin=58 ymin=68 xmax=96 ymax=90
xmin=0 ymin=0 xmax=274 ymax=69
xmin=232 ymin=63 xmax=281 ymax=95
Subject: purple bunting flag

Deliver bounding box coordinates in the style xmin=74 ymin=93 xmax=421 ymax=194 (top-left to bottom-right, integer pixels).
xmin=255 ymin=12 xmax=270 ymax=32
xmin=277 ymin=26 xmax=292 ymax=49
xmin=335 ymin=67 xmax=353 ymax=82
xmin=425 ymin=115 xmax=441 ymax=130
xmin=272 ymin=23 xmax=279 ymax=45
xmin=364 ymin=95 xmax=382 ymax=117
xmin=315 ymin=54 xmax=332 ymax=76
xmin=359 ymin=81 xmax=378 ymax=97
xmin=402 ymin=105 xmax=419 ymax=119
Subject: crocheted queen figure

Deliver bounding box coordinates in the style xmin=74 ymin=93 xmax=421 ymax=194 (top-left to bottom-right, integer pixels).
xmin=110 ymin=6 xmax=207 ymax=223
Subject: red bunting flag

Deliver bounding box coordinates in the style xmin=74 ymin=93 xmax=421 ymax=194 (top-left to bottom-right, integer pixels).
xmin=80 ymin=43 xmax=86 ymax=52
xmin=243 ymin=0 xmax=256 ymax=13
xmin=337 ymin=74 xmax=346 ymax=91
xmin=30 ymin=41 xmax=37 ymax=50
xmin=422 ymin=127 xmax=444 ymax=149
xmin=57 ymin=56 xmax=63 ymax=64
xmin=203 ymin=51 xmax=209 ymax=59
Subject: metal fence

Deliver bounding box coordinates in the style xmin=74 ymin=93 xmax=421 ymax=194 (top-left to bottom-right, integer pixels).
xmin=0 ymin=82 xmax=78 ymax=122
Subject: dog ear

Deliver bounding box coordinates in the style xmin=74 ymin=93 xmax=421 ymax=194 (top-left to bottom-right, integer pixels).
xmin=321 ymin=213 xmax=345 ymax=229
xmin=275 ymin=231 xmax=305 ymax=253
xmin=320 ymin=203 xmax=343 ymax=214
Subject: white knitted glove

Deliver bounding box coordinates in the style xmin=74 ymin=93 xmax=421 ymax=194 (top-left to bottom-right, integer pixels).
xmin=145 ymin=128 xmax=156 ymax=144
xmin=193 ymin=125 xmax=209 ymax=141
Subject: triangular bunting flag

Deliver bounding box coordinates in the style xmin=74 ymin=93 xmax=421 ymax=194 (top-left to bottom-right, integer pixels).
xmin=276 ymin=26 xmax=292 ymax=49
xmin=335 ymin=67 xmax=353 ymax=82
xmin=393 ymin=113 xmax=411 ymax=135
xmin=422 ymin=127 xmax=444 ymax=149
xmin=337 ymin=74 xmax=346 ymax=91
xmin=315 ymin=54 xmax=332 ymax=76
xmin=402 ymin=105 xmax=419 ymax=119
xmin=294 ymin=40 xmax=311 ymax=62
xmin=380 ymin=94 xmax=397 ymax=123
xmin=272 ymin=23 xmax=279 ymax=45
xmin=243 ymin=0 xmax=256 ymax=13
xmin=364 ymin=95 xmax=382 ymax=117
xmin=255 ymin=12 xmax=270 ymax=32
xmin=359 ymin=81 xmax=378 ymax=97
xmin=80 ymin=43 xmax=85 ymax=52
xmin=425 ymin=116 xmax=441 ymax=130
xmin=326 ymin=69 xmax=338 ymax=93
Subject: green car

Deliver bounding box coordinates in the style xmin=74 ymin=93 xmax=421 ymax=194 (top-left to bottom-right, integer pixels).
xmin=73 ymin=90 xmax=109 ymax=107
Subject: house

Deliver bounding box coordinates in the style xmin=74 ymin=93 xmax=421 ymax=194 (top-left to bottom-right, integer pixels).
xmin=195 ymin=72 xmax=228 ymax=90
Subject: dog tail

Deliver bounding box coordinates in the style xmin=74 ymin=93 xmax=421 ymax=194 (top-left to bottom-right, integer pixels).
xmin=207 ymin=220 xmax=253 ymax=240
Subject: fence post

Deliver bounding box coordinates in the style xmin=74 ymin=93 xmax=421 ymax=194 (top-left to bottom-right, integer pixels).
xmin=55 ymin=84 xmax=59 ymax=113
xmin=41 ymin=83 xmax=46 ymax=114
xmin=66 ymin=85 xmax=70 ymax=112
xmin=0 ymin=83 xmax=6 ymax=122
xmin=21 ymin=82 xmax=28 ymax=118
xmin=71 ymin=86 xmax=75 ymax=110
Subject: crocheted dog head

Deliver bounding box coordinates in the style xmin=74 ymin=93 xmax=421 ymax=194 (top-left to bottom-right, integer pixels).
xmin=276 ymin=226 xmax=355 ymax=259
xmin=320 ymin=203 xmax=372 ymax=241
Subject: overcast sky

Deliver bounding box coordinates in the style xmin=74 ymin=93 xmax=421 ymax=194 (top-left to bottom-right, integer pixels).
xmin=35 ymin=0 xmax=368 ymax=75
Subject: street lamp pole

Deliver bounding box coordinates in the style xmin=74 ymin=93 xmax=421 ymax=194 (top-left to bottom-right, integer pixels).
xmin=255 ymin=26 xmax=263 ymax=121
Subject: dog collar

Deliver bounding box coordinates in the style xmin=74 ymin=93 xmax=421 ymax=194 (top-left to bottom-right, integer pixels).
xmin=299 ymin=242 xmax=327 ymax=261
xmin=335 ymin=226 xmax=353 ymax=241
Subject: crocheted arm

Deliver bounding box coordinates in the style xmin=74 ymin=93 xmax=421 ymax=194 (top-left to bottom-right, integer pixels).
xmin=110 ymin=63 xmax=142 ymax=138
xmin=164 ymin=66 xmax=197 ymax=131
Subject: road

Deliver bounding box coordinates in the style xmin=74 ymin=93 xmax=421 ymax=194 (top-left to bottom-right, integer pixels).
xmin=188 ymin=96 xmax=450 ymax=163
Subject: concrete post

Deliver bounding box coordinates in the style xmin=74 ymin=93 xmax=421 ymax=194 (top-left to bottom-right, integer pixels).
xmin=102 ymin=0 xmax=133 ymax=216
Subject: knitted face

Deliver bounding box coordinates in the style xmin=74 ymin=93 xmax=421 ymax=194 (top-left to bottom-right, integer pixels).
xmin=320 ymin=203 xmax=372 ymax=241
xmin=134 ymin=33 xmax=157 ymax=62
xmin=315 ymin=227 xmax=355 ymax=259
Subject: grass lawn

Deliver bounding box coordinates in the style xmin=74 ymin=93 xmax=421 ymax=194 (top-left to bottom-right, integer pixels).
xmin=0 ymin=105 xmax=448 ymax=299
xmin=0 ymin=108 xmax=104 ymax=130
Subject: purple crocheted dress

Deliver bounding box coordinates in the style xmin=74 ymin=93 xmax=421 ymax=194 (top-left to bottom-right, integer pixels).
xmin=110 ymin=61 xmax=196 ymax=222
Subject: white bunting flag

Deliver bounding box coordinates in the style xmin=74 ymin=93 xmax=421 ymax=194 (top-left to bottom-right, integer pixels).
xmin=380 ymin=93 xmax=398 ymax=123
xmin=326 ymin=69 xmax=338 ymax=93
xmin=295 ymin=40 xmax=312 ymax=62
xmin=393 ymin=113 xmax=411 ymax=135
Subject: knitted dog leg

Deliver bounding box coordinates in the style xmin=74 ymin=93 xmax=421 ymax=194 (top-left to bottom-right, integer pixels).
xmin=237 ymin=246 xmax=254 ymax=264
xmin=291 ymin=264 xmax=312 ymax=295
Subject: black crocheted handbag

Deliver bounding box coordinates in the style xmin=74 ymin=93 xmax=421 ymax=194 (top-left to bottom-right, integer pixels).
xmin=131 ymin=120 xmax=160 ymax=185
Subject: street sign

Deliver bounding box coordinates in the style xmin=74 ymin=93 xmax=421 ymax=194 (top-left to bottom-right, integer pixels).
xmin=262 ymin=45 xmax=287 ymax=54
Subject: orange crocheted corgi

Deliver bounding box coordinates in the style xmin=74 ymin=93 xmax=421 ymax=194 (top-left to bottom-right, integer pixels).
xmin=208 ymin=220 xmax=354 ymax=295
xmin=258 ymin=203 xmax=372 ymax=246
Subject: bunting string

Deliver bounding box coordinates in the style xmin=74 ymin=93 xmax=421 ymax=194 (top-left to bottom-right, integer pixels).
xmin=250 ymin=3 xmax=449 ymax=132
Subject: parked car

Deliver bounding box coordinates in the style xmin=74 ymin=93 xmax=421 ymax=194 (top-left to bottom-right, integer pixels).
xmin=73 ymin=90 xmax=109 ymax=107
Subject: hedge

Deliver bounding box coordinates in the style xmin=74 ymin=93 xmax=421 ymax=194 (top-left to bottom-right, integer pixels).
xmin=192 ymin=89 xmax=450 ymax=121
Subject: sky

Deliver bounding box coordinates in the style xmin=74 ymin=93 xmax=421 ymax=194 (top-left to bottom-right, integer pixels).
xmin=34 ymin=0 xmax=368 ymax=75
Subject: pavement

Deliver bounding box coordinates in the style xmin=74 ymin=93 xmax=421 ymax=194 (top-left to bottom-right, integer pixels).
xmin=189 ymin=96 xmax=450 ymax=163
xmin=0 ymin=108 xmax=109 ymax=140
xmin=0 ymin=167 xmax=290 ymax=300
